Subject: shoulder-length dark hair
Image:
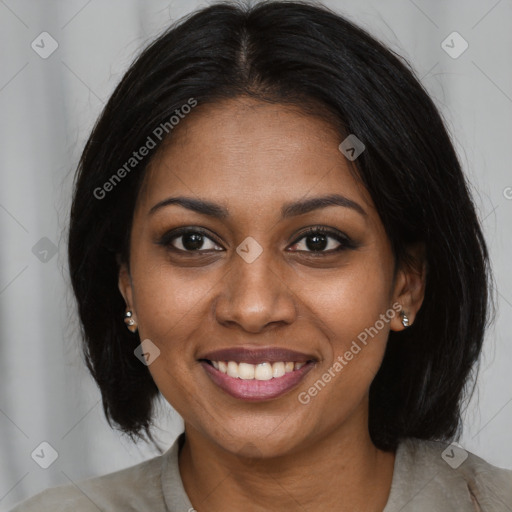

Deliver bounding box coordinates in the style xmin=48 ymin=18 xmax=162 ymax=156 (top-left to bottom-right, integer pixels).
xmin=67 ymin=0 xmax=493 ymax=451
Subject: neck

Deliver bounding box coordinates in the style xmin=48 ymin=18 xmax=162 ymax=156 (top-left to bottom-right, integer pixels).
xmin=178 ymin=416 xmax=396 ymax=512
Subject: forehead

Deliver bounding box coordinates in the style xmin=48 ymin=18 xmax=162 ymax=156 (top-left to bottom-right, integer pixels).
xmin=136 ymin=97 xmax=375 ymax=218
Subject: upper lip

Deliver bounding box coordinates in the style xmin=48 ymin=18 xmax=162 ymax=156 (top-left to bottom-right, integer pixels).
xmin=199 ymin=346 xmax=317 ymax=364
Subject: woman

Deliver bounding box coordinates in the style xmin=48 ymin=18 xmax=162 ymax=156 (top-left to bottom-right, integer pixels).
xmin=10 ymin=1 xmax=512 ymax=511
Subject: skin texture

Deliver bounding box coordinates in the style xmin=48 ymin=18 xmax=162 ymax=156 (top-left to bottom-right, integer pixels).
xmin=118 ymin=97 xmax=426 ymax=511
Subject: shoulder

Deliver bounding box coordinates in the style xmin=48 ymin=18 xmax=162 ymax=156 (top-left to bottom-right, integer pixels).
xmin=387 ymin=437 xmax=512 ymax=511
xmin=8 ymin=451 xmax=167 ymax=512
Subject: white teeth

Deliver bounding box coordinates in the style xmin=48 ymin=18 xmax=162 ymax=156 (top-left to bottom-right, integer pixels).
xmin=254 ymin=362 xmax=273 ymax=380
xmin=227 ymin=361 xmax=238 ymax=378
xmin=272 ymin=361 xmax=285 ymax=378
xmin=238 ymin=362 xmax=255 ymax=380
xmin=209 ymin=360 xmax=308 ymax=380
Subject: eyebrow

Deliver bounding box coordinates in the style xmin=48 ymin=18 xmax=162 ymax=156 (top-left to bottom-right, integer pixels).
xmin=148 ymin=193 xmax=367 ymax=219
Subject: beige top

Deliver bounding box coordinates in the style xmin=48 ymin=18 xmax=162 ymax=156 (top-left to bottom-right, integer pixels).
xmin=9 ymin=433 xmax=512 ymax=511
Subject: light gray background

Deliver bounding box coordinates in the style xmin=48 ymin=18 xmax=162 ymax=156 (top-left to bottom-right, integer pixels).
xmin=0 ymin=0 xmax=511 ymax=509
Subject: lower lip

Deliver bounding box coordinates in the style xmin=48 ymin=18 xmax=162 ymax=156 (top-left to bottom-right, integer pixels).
xmin=200 ymin=361 xmax=315 ymax=401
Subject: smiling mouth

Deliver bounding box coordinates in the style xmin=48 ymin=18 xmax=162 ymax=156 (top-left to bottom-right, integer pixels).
xmin=200 ymin=359 xmax=311 ymax=380
xmin=198 ymin=358 xmax=316 ymax=401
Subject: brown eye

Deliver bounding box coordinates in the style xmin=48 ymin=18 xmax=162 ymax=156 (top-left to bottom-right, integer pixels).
xmin=288 ymin=227 xmax=356 ymax=253
xmin=158 ymin=227 xmax=224 ymax=253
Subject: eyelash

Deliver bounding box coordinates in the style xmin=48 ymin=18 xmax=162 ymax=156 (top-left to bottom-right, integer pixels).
xmin=157 ymin=226 xmax=357 ymax=255
xmin=289 ymin=226 xmax=357 ymax=253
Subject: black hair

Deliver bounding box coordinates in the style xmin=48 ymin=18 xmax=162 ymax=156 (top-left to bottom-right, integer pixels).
xmin=67 ymin=0 xmax=493 ymax=451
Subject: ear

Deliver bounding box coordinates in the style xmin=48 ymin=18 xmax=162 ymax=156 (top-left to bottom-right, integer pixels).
xmin=390 ymin=242 xmax=427 ymax=332
xmin=117 ymin=256 xmax=136 ymax=318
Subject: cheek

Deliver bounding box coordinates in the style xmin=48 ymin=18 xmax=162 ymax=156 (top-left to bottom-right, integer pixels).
xmin=300 ymin=258 xmax=392 ymax=338
xmin=129 ymin=262 xmax=213 ymax=419
xmin=296 ymin=253 xmax=393 ymax=383
xmin=132 ymin=259 xmax=212 ymax=344
xmin=127 ymin=263 xmax=214 ymax=414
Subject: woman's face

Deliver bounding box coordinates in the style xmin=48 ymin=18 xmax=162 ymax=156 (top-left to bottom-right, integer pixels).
xmin=119 ymin=97 xmax=423 ymax=457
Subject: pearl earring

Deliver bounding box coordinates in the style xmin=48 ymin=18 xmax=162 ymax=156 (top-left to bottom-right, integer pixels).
xmin=124 ymin=310 xmax=138 ymax=333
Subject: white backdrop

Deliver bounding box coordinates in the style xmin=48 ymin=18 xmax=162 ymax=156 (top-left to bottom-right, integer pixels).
xmin=1 ymin=0 xmax=511 ymax=509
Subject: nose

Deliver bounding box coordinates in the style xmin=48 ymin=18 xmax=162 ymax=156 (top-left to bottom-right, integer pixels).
xmin=214 ymin=248 xmax=297 ymax=334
